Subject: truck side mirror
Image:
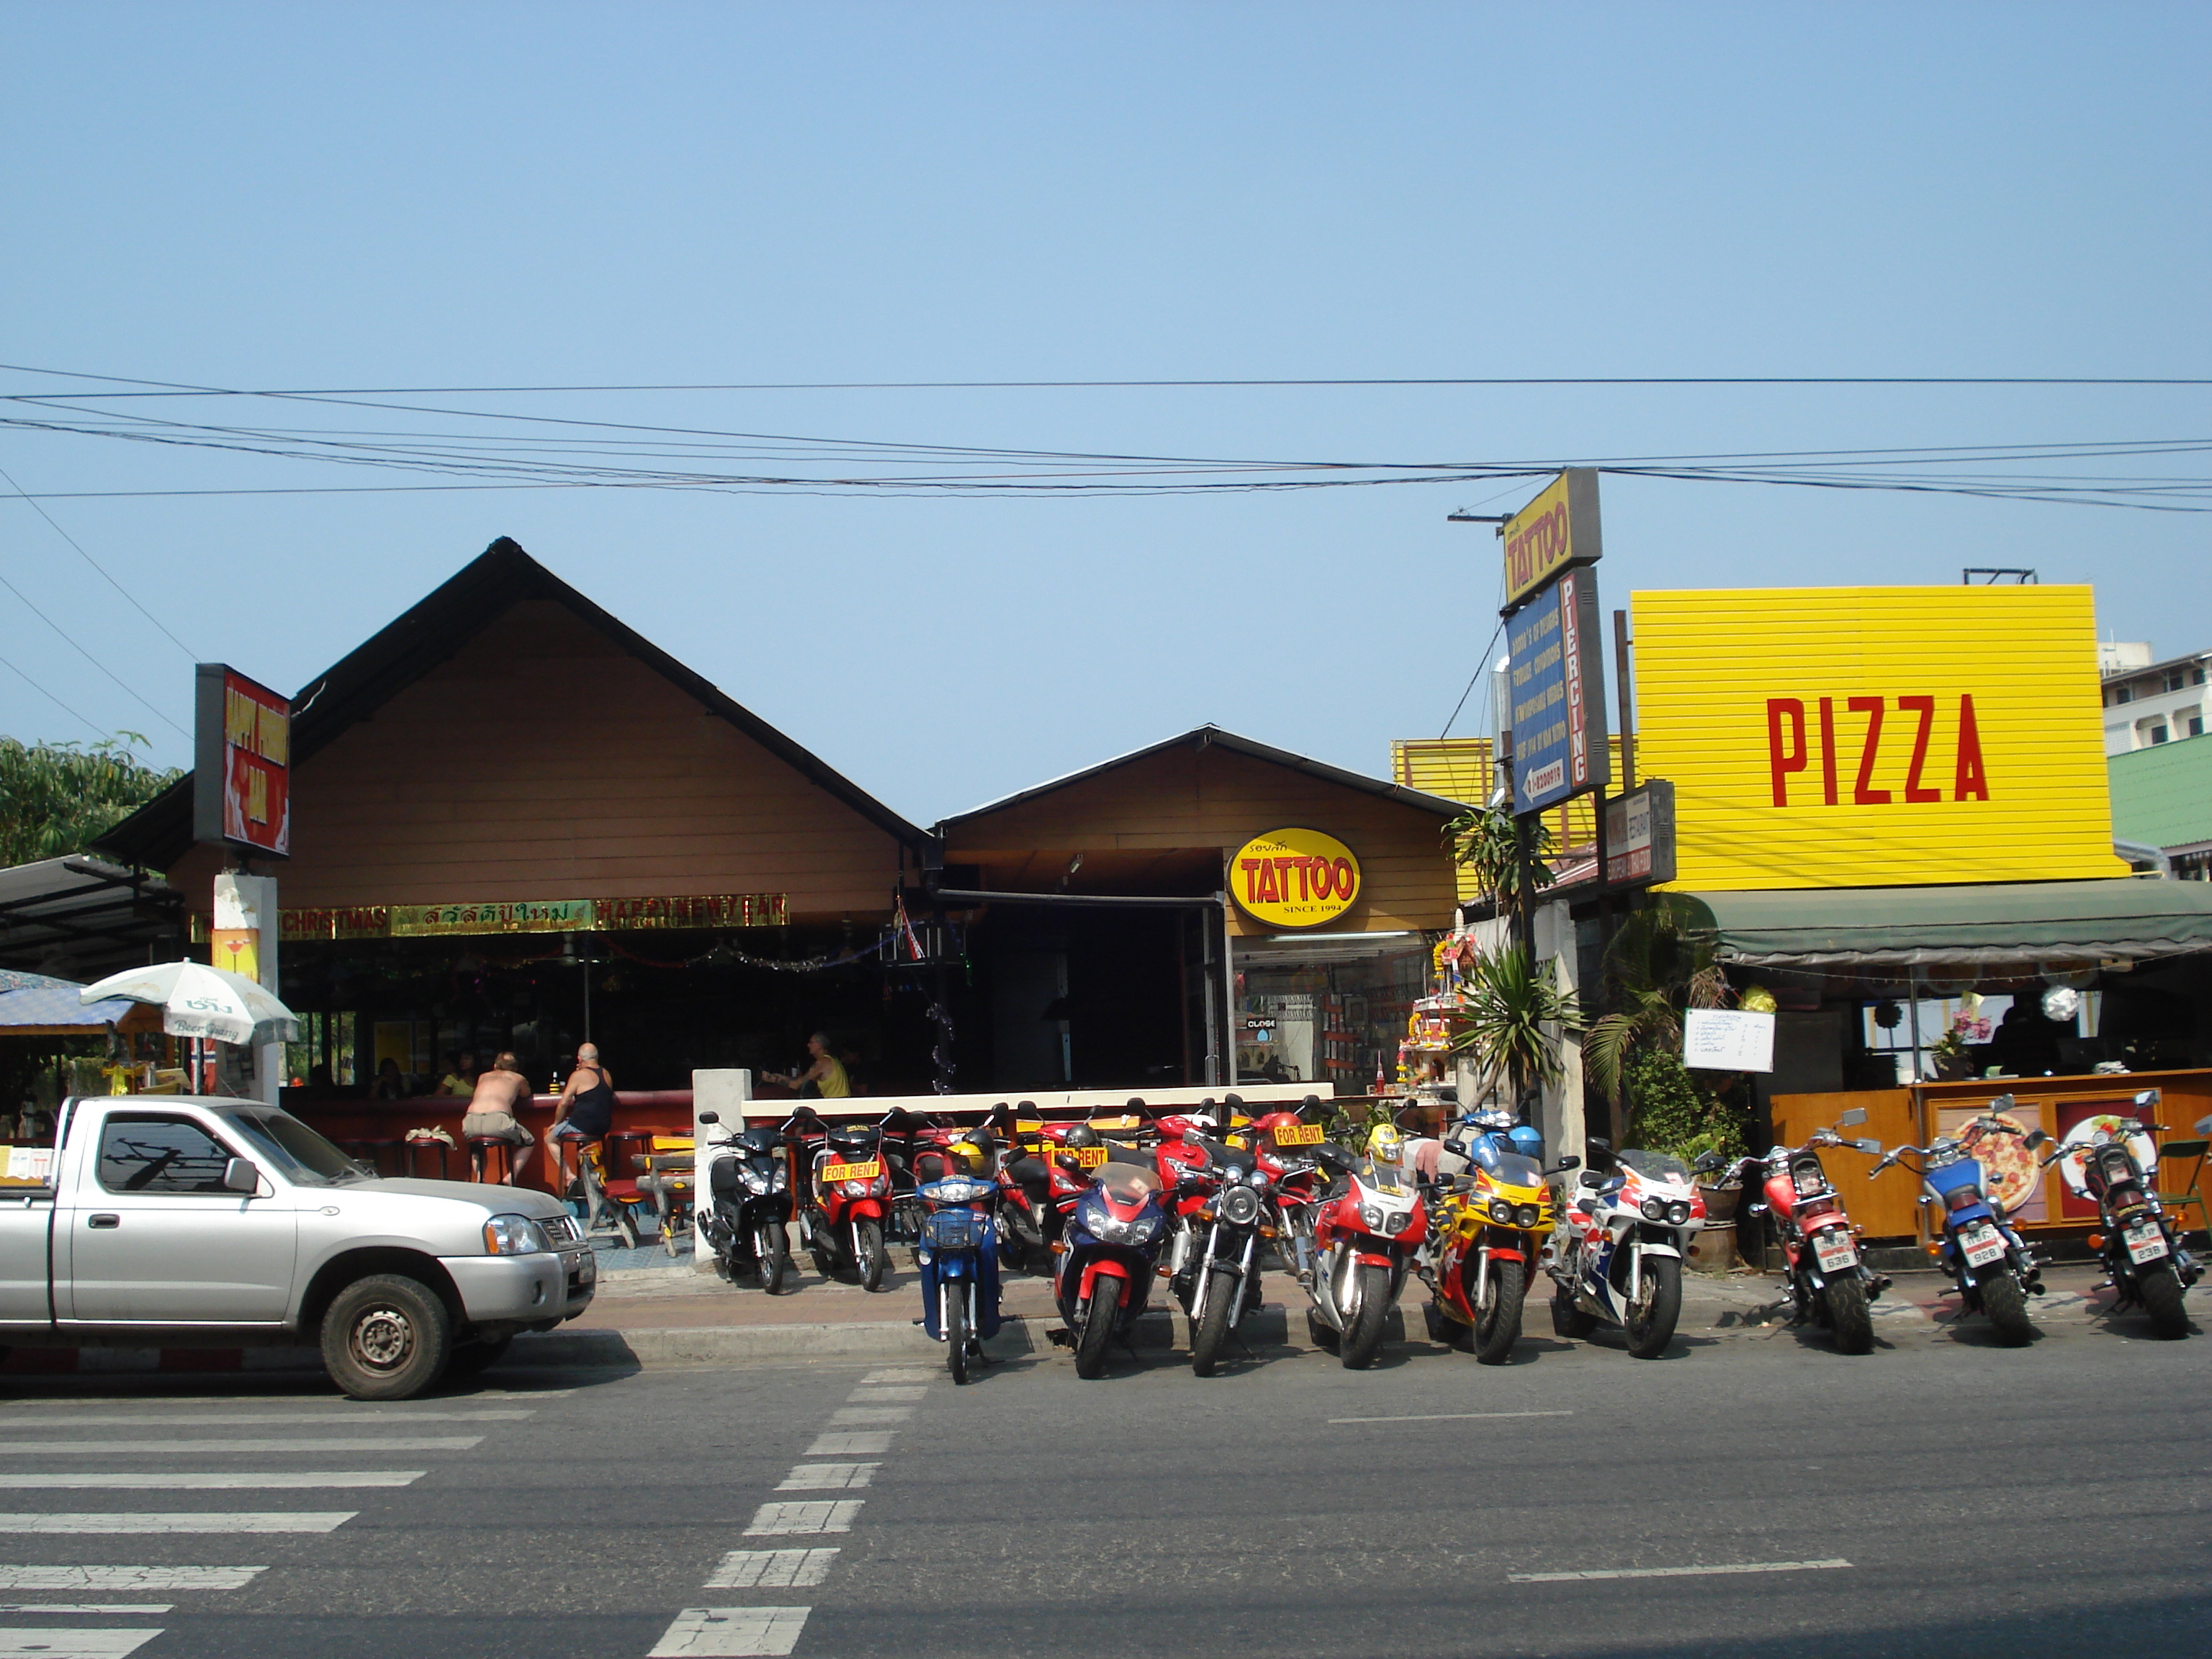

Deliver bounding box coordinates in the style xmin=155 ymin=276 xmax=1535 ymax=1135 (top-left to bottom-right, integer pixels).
xmin=222 ymin=1157 xmax=261 ymax=1195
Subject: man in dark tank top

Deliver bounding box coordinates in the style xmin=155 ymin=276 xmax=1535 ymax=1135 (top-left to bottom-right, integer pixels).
xmin=544 ymin=1043 xmax=618 ymax=1186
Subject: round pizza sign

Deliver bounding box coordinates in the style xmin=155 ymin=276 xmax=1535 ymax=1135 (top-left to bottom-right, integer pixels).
xmin=1230 ymin=828 xmax=1362 ymax=930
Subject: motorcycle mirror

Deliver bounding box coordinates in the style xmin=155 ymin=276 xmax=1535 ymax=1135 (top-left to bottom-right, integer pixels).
xmin=697 ymin=1111 xmax=720 ymax=1125
xmin=1837 ymin=1107 xmax=1868 ymax=1128
xmin=2134 ymin=1089 xmax=2162 ymax=1107
xmin=1586 ymin=1137 xmax=1613 ymax=1154
xmin=2023 ymin=1128 xmax=2049 ymax=1151
xmin=1857 ymin=1138 xmax=1882 ymax=1155
xmin=1552 ymin=1156 xmax=1581 ymax=1172
xmin=1990 ymin=1092 xmax=2016 ymax=1112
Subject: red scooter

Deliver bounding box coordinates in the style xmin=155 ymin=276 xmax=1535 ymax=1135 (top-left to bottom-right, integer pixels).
xmin=1735 ymin=1107 xmax=1889 ymax=1354
xmin=1251 ymin=1097 xmax=1328 ymax=1278
xmin=788 ymin=1109 xmax=893 ymax=1292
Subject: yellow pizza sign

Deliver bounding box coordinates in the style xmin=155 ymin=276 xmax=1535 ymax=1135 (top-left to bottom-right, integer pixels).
xmin=1631 ymin=585 xmax=2124 ymax=891
xmin=1230 ymin=828 xmax=1362 ymax=929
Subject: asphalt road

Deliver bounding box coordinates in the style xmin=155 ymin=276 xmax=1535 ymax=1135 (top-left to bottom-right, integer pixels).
xmin=0 ymin=1288 xmax=2204 ymax=1659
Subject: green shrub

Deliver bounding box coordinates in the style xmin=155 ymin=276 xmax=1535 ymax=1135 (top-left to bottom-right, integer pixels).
xmin=1623 ymin=1048 xmax=1748 ymax=1165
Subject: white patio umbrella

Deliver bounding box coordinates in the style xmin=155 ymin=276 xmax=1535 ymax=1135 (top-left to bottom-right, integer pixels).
xmin=78 ymin=961 xmax=300 ymax=1046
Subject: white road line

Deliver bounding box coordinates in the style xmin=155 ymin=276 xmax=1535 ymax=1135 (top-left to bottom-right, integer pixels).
xmin=1509 ymin=1558 xmax=1853 ymax=1583
xmin=0 ymin=1439 xmax=480 ymax=1456
xmin=649 ymin=1606 xmax=809 ymax=1658
xmin=743 ymin=1501 xmax=861 ymax=1537
xmin=857 ymin=1369 xmax=932 ymax=1385
xmin=0 ymin=1474 xmax=421 ymax=1491
xmin=0 ymin=1514 xmax=352 ymax=1535
xmin=1328 ymin=1411 xmax=1575 ymax=1425
xmin=0 ymin=1606 xmax=170 ymax=1616
xmin=703 ymin=1549 xmax=838 ymax=1590
xmin=0 ymin=1632 xmax=163 ymax=1656
xmin=842 ymin=1387 xmax=925 ymax=1404
xmin=825 ymin=1408 xmax=909 ymax=1428
xmin=801 ymin=1432 xmax=890 ymax=1458
xmin=0 ymin=1411 xmax=529 ymax=1429
xmin=775 ymin=1464 xmax=876 ymax=1493
xmin=0 ymin=1569 xmax=264 ymax=1591
xmin=0 ymin=1391 xmax=560 ymax=1408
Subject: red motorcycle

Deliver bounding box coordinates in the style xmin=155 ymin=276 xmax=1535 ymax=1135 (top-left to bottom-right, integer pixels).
xmin=1300 ymin=1126 xmax=1428 ymax=1368
xmin=788 ymin=1109 xmax=893 ymax=1292
xmin=1251 ymin=1098 xmax=1328 ymax=1279
xmin=1735 ymin=1107 xmax=1889 ymax=1354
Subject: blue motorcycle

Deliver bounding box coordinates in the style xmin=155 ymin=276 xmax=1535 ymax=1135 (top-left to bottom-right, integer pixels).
xmin=915 ymin=1174 xmax=1002 ymax=1384
xmin=1869 ymin=1098 xmax=2048 ymax=1346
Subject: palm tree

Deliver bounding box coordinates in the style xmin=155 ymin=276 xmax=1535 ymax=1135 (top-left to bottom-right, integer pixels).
xmin=1454 ymin=944 xmax=1583 ymax=1106
xmin=1444 ymin=804 xmax=1555 ymax=919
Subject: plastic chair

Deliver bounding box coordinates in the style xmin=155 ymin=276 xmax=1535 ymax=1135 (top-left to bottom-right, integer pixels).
xmin=2157 ymin=1138 xmax=2210 ymax=1246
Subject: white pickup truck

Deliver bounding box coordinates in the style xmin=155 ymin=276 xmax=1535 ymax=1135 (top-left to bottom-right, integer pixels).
xmin=0 ymin=1094 xmax=597 ymax=1398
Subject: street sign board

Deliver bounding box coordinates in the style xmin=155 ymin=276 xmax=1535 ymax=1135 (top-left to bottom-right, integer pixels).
xmin=1501 ymin=467 xmax=1603 ymax=611
xmin=1604 ymin=779 xmax=1676 ymax=887
xmin=193 ymin=664 xmax=291 ymax=858
xmin=1509 ymin=567 xmax=1610 ymax=815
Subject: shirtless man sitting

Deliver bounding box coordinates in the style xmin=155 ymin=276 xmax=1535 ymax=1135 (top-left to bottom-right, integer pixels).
xmin=462 ymin=1051 xmax=537 ymax=1185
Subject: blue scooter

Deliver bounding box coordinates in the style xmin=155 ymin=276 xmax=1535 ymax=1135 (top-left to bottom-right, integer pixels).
xmin=1869 ymin=1097 xmax=2048 ymax=1346
xmin=915 ymin=1174 xmax=1002 ymax=1384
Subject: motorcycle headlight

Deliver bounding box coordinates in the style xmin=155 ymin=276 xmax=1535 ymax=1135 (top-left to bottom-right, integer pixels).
xmin=1220 ymin=1187 xmax=1261 ymax=1226
xmin=1641 ymin=1198 xmax=1665 ymax=1221
xmin=1489 ymin=1198 xmax=1514 ymax=1223
xmin=1516 ymin=1204 xmax=1540 ymax=1229
xmin=740 ymin=1168 xmax=771 ymax=1194
xmin=1076 ymin=1199 xmax=1110 ymax=1238
xmin=772 ymin=1166 xmax=788 ymax=1192
xmin=843 ymin=1179 xmax=873 ymax=1197
xmin=1666 ymin=1201 xmax=1691 ymax=1226
xmin=1359 ymin=1202 xmax=1384 ymax=1231
xmin=1127 ymin=1215 xmax=1161 ymax=1244
xmin=482 ymin=1213 xmax=549 ymax=1255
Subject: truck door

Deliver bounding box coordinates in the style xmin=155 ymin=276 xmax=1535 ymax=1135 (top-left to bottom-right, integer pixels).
xmin=62 ymin=1111 xmax=297 ymax=1324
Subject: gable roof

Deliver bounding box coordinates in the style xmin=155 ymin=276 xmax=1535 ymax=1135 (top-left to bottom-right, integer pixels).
xmin=937 ymin=724 xmax=1472 ymax=832
xmin=96 ymin=538 xmax=925 ymax=869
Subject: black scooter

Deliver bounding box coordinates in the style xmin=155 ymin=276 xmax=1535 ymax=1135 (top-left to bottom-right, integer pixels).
xmin=696 ymin=1110 xmax=794 ymax=1294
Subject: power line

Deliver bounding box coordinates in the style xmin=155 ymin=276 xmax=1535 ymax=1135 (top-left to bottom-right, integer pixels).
xmin=0 ymin=647 xmax=105 ymax=740
xmin=0 ymin=463 xmax=199 ymax=660
xmin=0 ymin=542 xmax=189 ymax=738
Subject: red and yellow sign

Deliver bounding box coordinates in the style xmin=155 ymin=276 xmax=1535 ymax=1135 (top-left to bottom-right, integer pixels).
xmin=194 ymin=665 xmax=291 ymax=857
xmin=1632 ymin=585 xmax=2123 ymax=890
xmin=1230 ymin=828 xmax=1362 ymax=929
xmin=1501 ymin=468 xmax=1603 ymax=610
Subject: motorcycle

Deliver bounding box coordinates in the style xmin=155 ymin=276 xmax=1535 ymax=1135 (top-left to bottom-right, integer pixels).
xmin=1252 ymin=1097 xmax=1328 ymax=1277
xmin=1545 ymin=1141 xmax=1719 ymax=1358
xmin=915 ymin=1170 xmax=1002 ymax=1383
xmin=1053 ymin=1154 xmax=1171 ymax=1380
xmin=695 ymin=1110 xmax=793 ymax=1293
xmin=2043 ymin=1088 xmax=2198 ymax=1340
xmin=1302 ymin=1125 xmax=1428 ymax=1370
xmin=1733 ymin=1107 xmax=1888 ymax=1354
xmin=1171 ymin=1136 xmax=1277 ymax=1377
xmin=790 ymin=1110 xmax=893 ymax=1292
xmin=1868 ymin=1098 xmax=2046 ymax=1346
xmin=1425 ymin=1106 xmax=1578 ymax=1363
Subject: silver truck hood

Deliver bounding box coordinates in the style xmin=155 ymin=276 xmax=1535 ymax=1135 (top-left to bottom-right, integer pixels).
xmin=346 ymin=1177 xmax=572 ymax=1223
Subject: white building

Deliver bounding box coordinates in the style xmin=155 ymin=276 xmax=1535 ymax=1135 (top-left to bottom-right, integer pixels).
xmin=2100 ymin=641 xmax=2210 ymax=755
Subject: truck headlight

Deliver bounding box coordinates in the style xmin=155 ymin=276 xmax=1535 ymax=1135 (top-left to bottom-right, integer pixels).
xmin=483 ymin=1213 xmax=550 ymax=1255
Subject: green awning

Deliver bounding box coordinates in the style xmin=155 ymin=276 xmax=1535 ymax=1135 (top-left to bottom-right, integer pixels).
xmin=1679 ymin=878 xmax=2212 ymax=969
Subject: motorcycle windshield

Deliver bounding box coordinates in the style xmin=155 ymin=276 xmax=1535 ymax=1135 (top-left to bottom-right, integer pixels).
xmin=1094 ymin=1166 xmax=1164 ymax=1204
xmin=1617 ymin=1148 xmax=1693 ymax=1184
xmin=1478 ymin=1150 xmax=1545 ymax=1192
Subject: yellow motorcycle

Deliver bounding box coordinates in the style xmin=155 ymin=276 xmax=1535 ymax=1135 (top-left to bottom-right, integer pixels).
xmin=1422 ymin=1108 xmax=1571 ymax=1364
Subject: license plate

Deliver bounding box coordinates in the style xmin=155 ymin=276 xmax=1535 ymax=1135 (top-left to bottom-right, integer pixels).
xmin=1069 ymin=1146 xmax=1107 ymax=1169
xmin=822 ymin=1159 xmax=881 ymax=1183
xmin=1273 ymin=1123 xmax=1323 ymax=1147
xmin=1959 ymin=1226 xmax=2006 ymax=1268
xmin=1813 ymin=1235 xmax=1858 ymax=1272
xmin=2124 ymin=1223 xmax=2170 ymax=1264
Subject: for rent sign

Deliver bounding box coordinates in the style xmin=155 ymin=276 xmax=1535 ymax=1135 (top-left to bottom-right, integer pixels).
xmin=1631 ymin=585 xmax=2123 ymax=891
xmin=1508 ymin=567 xmax=1611 ymax=814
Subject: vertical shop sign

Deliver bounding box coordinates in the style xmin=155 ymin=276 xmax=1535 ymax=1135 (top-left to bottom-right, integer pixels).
xmin=1508 ymin=567 xmax=1611 ymax=814
xmin=193 ymin=665 xmax=291 ymax=857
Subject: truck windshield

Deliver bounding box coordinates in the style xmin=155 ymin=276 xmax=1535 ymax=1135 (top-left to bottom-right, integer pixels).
xmin=225 ymin=1111 xmax=365 ymax=1186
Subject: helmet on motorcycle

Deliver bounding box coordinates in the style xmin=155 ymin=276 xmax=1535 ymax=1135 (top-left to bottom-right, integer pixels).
xmin=1367 ymin=1123 xmax=1405 ymax=1166
xmin=948 ymin=1138 xmax=991 ymax=1174
xmin=1064 ymin=1125 xmax=1100 ymax=1151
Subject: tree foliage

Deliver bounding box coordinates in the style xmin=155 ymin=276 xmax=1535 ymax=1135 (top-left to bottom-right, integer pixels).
xmin=1444 ymin=804 xmax=1555 ymax=918
xmin=1582 ymin=894 xmax=1732 ymax=1102
xmin=0 ymin=735 xmax=179 ymax=868
xmin=1622 ymin=1048 xmax=1747 ymax=1164
xmin=1453 ymin=944 xmax=1583 ymax=1103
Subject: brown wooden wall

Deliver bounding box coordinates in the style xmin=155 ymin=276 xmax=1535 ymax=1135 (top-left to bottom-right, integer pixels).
xmin=170 ymin=599 xmax=910 ymax=922
xmin=945 ymin=742 xmax=1460 ymax=934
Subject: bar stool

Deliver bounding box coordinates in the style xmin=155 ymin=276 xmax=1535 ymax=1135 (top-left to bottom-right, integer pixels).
xmin=359 ymin=1137 xmax=404 ymax=1177
xmin=405 ymin=1131 xmax=455 ymax=1180
xmin=467 ymin=1135 xmax=514 ymax=1184
xmin=552 ymin=1125 xmax=607 ymax=1228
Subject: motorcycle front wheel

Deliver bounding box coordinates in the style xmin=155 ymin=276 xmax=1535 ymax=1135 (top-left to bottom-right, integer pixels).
xmin=1473 ymin=1255 xmax=1526 ymax=1365
xmin=1341 ymin=1262 xmax=1393 ymax=1370
xmin=1979 ymin=1270 xmax=2035 ymax=1346
xmin=1190 ymin=1264 xmax=1238 ymax=1377
xmin=856 ymin=1218 xmax=886 ymax=1292
xmin=1824 ymin=1273 xmax=1873 ymax=1355
xmin=1623 ymin=1256 xmax=1682 ymax=1359
xmin=1074 ymin=1281 xmax=1120 ymax=1379
xmin=2136 ymin=1259 xmax=2190 ymax=1339
xmin=755 ymin=1220 xmax=790 ymax=1296
xmin=947 ymin=1286 xmax=972 ymax=1384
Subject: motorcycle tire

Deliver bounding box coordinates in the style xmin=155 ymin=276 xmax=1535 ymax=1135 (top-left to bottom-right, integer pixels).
xmin=1623 ymin=1256 xmax=1682 ymax=1359
xmin=2136 ymin=1259 xmax=2190 ymax=1340
xmin=857 ymin=1218 xmax=887 ymax=1293
xmin=1190 ymin=1265 xmax=1238 ymax=1377
xmin=1825 ymin=1274 xmax=1874 ymax=1356
xmin=1473 ymin=1256 xmax=1526 ymax=1366
xmin=1979 ymin=1271 xmax=2035 ymax=1346
xmin=1551 ymin=1287 xmax=1599 ymax=1339
xmin=1341 ymin=1262 xmax=1393 ymax=1370
xmin=756 ymin=1221 xmax=791 ymax=1296
xmin=947 ymin=1290 xmax=972 ymax=1385
xmin=1074 ymin=1282 xmax=1119 ymax=1379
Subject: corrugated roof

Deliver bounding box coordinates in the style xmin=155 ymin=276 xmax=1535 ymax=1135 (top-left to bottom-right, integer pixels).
xmin=2109 ymin=734 xmax=2212 ymax=850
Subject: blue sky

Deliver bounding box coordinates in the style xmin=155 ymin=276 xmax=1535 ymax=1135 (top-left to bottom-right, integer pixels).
xmin=2 ymin=2 xmax=2206 ymax=823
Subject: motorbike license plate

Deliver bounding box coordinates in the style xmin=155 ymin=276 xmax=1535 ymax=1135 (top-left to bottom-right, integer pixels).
xmin=1959 ymin=1226 xmax=2007 ymax=1268
xmin=822 ymin=1159 xmax=881 ymax=1183
xmin=2123 ymin=1223 xmax=2170 ymax=1264
xmin=1273 ymin=1123 xmax=1323 ymax=1147
xmin=1069 ymin=1146 xmax=1107 ymax=1169
xmin=1813 ymin=1234 xmax=1858 ymax=1273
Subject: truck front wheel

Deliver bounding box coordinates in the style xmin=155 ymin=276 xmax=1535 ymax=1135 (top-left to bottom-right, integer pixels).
xmin=321 ymin=1274 xmax=451 ymax=1401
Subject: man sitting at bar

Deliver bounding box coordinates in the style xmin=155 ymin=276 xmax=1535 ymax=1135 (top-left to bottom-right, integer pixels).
xmin=462 ymin=1051 xmax=537 ymax=1185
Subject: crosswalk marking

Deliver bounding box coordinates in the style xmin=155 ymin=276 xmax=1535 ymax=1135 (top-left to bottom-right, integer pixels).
xmin=857 ymin=1369 xmax=932 ymax=1385
xmin=0 ymin=1473 xmax=421 ymax=1491
xmin=0 ymin=1605 xmax=170 ymax=1615
xmin=0 ymin=1438 xmax=480 ymax=1457
xmin=824 ymin=1408 xmax=909 ymax=1428
xmin=0 ymin=1514 xmax=353 ymax=1534
xmin=774 ymin=1464 xmax=876 ymax=1493
xmin=0 ymin=1569 xmax=264 ymax=1591
xmin=0 ymin=1632 xmax=163 ymax=1656
xmin=743 ymin=1501 xmax=860 ymax=1537
xmin=648 ymin=1606 xmax=809 ymax=1658
xmin=801 ymin=1432 xmax=891 ymax=1457
xmin=702 ymin=1549 xmax=838 ymax=1590
xmin=0 ymin=1411 xmax=530 ymax=1429
xmin=842 ymin=1387 xmax=925 ymax=1404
